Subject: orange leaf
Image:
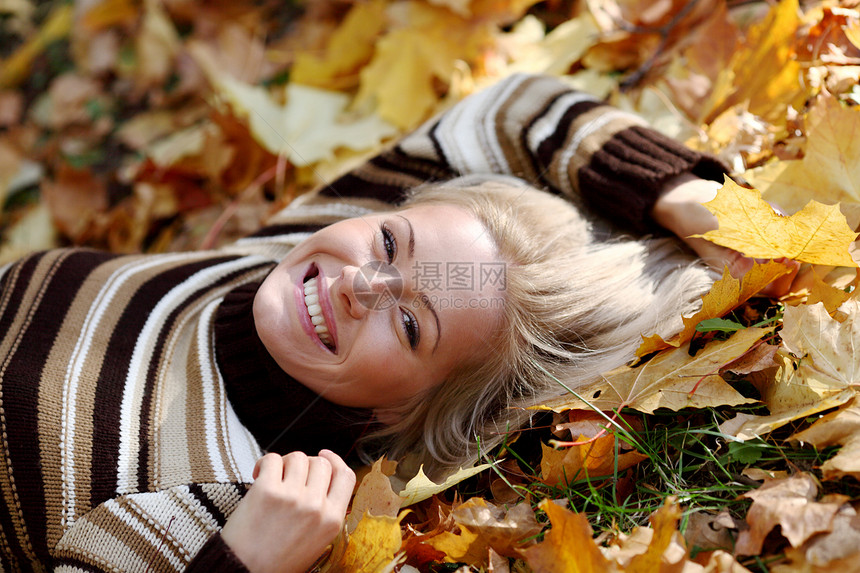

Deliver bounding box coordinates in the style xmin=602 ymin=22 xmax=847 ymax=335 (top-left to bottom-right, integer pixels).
xmin=519 ymin=499 xmax=613 ymax=573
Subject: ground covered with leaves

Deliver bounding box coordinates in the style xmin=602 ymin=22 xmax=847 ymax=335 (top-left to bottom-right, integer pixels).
xmin=2 ymin=0 xmax=860 ymax=571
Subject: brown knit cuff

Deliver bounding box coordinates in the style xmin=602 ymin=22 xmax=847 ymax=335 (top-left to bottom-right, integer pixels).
xmin=186 ymin=533 xmax=250 ymax=573
xmin=578 ymin=125 xmax=730 ymax=234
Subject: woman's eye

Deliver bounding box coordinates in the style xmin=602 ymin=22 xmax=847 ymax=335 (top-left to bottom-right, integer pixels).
xmin=401 ymin=308 xmax=420 ymax=350
xmin=381 ymin=224 xmax=396 ymax=263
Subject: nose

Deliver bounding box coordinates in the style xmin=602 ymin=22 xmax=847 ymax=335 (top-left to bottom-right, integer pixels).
xmin=336 ymin=265 xmax=365 ymax=319
xmin=337 ymin=264 xmax=399 ymax=319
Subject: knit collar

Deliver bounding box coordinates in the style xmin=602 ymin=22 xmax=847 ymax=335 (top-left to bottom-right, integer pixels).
xmin=213 ymin=281 xmax=377 ymax=462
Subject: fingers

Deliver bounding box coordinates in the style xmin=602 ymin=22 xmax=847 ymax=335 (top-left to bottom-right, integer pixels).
xmin=253 ymin=452 xmax=285 ymax=483
xmin=319 ymin=450 xmax=357 ymax=509
xmin=305 ymin=456 xmax=333 ymax=499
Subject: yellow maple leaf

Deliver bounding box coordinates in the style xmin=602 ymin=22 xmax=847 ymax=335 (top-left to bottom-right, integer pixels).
xmin=625 ymin=499 xmax=683 ymax=573
xmin=637 ymin=262 xmax=791 ymax=357
xmin=540 ymin=327 xmax=768 ymax=415
xmin=290 ymin=0 xmax=387 ymax=90
xmin=336 ymin=511 xmax=407 ymax=572
xmin=695 ymin=178 xmax=858 ymax=268
xmin=747 ymin=92 xmax=860 ymax=219
xmin=426 ymin=498 xmax=542 ymax=564
xmin=519 ymin=499 xmax=614 ymax=573
xmin=705 ymin=0 xmax=805 ymax=125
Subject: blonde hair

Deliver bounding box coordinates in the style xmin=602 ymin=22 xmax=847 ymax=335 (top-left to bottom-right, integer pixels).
xmin=363 ymin=175 xmax=717 ymax=478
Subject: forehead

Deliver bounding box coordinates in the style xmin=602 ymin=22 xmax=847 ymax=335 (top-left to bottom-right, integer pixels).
xmin=397 ymin=204 xmax=506 ymax=366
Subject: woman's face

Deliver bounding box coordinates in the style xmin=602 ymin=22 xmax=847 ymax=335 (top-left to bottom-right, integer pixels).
xmin=253 ymin=204 xmax=506 ymax=414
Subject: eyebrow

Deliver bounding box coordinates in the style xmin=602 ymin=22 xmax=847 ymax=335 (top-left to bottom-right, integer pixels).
xmin=396 ymin=214 xmax=415 ymax=258
xmin=396 ymin=214 xmax=441 ymax=353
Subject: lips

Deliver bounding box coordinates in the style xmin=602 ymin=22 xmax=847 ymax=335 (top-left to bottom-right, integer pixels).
xmin=299 ymin=264 xmax=337 ymax=353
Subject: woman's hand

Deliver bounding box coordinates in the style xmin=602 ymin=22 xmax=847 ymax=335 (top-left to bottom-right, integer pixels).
xmin=220 ymin=450 xmax=356 ymax=573
xmin=651 ymin=174 xmax=799 ymax=296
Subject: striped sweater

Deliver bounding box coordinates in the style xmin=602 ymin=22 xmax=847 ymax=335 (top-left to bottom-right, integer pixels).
xmin=0 ymin=74 xmax=727 ymax=572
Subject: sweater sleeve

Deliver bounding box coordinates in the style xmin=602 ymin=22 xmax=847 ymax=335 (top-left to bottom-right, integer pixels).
xmin=186 ymin=533 xmax=250 ymax=573
xmin=285 ymin=73 xmax=728 ymax=234
xmin=246 ymin=73 xmax=729 ymax=247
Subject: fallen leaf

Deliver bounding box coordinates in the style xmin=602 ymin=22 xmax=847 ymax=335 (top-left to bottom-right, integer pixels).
xmin=336 ymin=511 xmax=407 ymax=572
xmin=519 ymin=499 xmax=614 ymax=572
xmin=791 ymin=399 xmax=860 ymax=480
xmin=781 ymin=300 xmax=860 ymax=391
xmin=291 ymin=0 xmax=387 ymax=90
xmin=719 ymin=354 xmax=856 ymax=441
xmin=773 ymin=506 xmax=860 ymax=572
xmin=348 ymin=458 xmax=403 ymax=533
xmin=191 ymin=44 xmax=399 ymax=166
xmin=425 ymin=498 xmax=542 ymax=564
xmin=735 ymin=473 xmax=848 ymax=555
xmin=637 ymin=262 xmax=791 ymax=357
xmin=683 ymin=510 xmax=740 ymax=553
xmin=134 ymin=0 xmax=181 ymax=92
xmin=41 ymin=164 xmax=108 ymax=243
xmin=747 ymin=92 xmax=860 ymax=219
xmin=704 ymin=0 xmax=805 ymax=125
xmin=539 ymin=438 xmax=646 ymax=487
xmin=695 ymin=178 xmax=858 ymax=268
xmin=625 ymin=498 xmax=684 ymax=573
xmin=541 ymin=327 xmax=768 ymax=414
xmin=397 ymin=462 xmax=494 ymax=507
xmin=0 ymin=3 xmax=73 ymax=89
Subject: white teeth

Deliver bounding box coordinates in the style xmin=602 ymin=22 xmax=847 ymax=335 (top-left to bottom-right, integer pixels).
xmin=303 ymin=275 xmax=334 ymax=350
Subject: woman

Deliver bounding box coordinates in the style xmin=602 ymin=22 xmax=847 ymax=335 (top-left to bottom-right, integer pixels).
xmin=0 ymin=73 xmax=769 ymax=572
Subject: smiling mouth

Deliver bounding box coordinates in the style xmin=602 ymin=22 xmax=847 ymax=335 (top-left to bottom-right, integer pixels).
xmin=303 ymin=269 xmax=336 ymax=352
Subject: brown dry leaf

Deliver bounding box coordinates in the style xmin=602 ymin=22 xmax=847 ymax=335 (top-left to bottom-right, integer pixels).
xmin=637 ymin=263 xmax=791 ymax=357
xmin=347 ymin=458 xmax=403 ymax=533
xmin=683 ymin=510 xmax=740 ymax=553
xmin=519 ymin=498 xmax=614 ymax=573
xmin=541 ymin=327 xmax=767 ymax=415
xmin=781 ymin=300 xmax=860 ymax=391
xmin=134 ymin=0 xmax=181 ymax=92
xmin=722 ymin=342 xmax=778 ymax=376
xmin=704 ymin=0 xmax=805 ymax=125
xmin=425 ymin=498 xmax=542 ymax=564
xmin=41 ymin=165 xmax=108 ymax=243
xmin=719 ymin=351 xmax=856 ymax=442
xmin=772 ymin=506 xmax=860 ymax=572
xmin=336 ymin=510 xmax=406 ymax=572
xmin=791 ymin=399 xmax=860 ymax=480
xmin=747 ymin=92 xmax=860 ymax=220
xmin=695 ymin=179 xmax=858 ymax=268
xmin=735 ymin=473 xmax=848 ymax=556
